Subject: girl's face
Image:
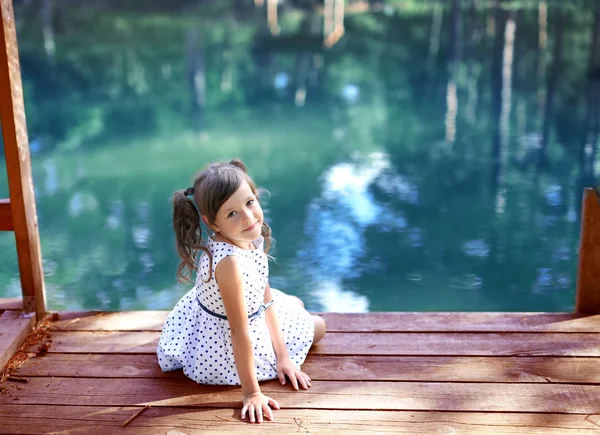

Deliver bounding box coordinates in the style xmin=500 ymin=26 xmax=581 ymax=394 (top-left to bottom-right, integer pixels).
xmin=207 ymin=180 xmax=264 ymax=249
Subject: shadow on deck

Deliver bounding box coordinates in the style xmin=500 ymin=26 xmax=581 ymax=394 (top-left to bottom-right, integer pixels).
xmin=1 ymin=299 xmax=600 ymax=433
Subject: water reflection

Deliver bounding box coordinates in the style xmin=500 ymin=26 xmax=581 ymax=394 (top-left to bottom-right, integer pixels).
xmin=1 ymin=1 xmax=599 ymax=312
xmin=297 ymin=153 xmax=397 ymax=312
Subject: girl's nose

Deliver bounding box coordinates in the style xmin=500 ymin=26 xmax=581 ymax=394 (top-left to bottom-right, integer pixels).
xmin=242 ymin=208 xmax=253 ymax=223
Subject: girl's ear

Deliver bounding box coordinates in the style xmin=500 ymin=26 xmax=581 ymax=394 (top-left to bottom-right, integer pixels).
xmin=202 ymin=215 xmax=220 ymax=232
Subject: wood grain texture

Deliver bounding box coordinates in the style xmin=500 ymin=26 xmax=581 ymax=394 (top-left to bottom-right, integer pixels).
xmin=1 ymin=377 xmax=600 ymax=413
xmin=4 ymin=310 xmax=600 ymax=432
xmin=1 ymin=405 xmax=599 ymax=434
xmin=13 ymin=353 xmax=600 ymax=384
xmin=0 ymin=316 xmax=35 ymax=371
xmin=577 ymin=188 xmax=600 ymax=314
xmin=52 ymin=311 xmax=600 ymax=332
xmin=40 ymin=330 xmax=600 ymax=356
xmin=0 ymin=298 xmax=22 ymax=310
xmin=0 ymin=0 xmax=46 ymax=317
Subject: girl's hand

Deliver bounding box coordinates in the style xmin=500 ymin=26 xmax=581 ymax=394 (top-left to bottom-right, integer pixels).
xmin=241 ymin=392 xmax=280 ymax=423
xmin=277 ymin=358 xmax=312 ymax=390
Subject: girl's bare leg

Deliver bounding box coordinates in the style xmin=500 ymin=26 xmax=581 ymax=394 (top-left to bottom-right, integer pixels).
xmin=311 ymin=315 xmax=326 ymax=344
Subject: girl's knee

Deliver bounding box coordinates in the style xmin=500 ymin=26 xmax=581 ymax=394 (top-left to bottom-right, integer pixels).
xmin=312 ymin=315 xmax=326 ymax=345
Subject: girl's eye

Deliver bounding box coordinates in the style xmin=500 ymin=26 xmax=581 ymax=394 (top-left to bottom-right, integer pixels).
xmin=247 ymin=200 xmax=255 ymax=206
xmin=227 ymin=211 xmax=237 ymax=218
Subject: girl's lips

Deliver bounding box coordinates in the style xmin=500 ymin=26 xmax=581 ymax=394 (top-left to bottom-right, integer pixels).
xmin=244 ymin=222 xmax=258 ymax=231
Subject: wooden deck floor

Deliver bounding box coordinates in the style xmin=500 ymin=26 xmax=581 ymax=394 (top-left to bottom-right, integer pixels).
xmin=1 ymin=301 xmax=600 ymax=433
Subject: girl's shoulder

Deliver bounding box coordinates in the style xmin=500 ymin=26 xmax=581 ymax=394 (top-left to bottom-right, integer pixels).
xmin=200 ymin=238 xmax=237 ymax=268
xmin=195 ymin=239 xmax=232 ymax=286
xmin=209 ymin=236 xmax=265 ymax=255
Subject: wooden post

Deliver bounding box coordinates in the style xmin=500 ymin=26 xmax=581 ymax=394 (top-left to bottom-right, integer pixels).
xmin=575 ymin=188 xmax=600 ymax=314
xmin=0 ymin=0 xmax=46 ymax=319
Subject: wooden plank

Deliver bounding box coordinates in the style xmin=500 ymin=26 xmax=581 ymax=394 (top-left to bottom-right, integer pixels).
xmin=317 ymin=312 xmax=600 ymax=333
xmin=41 ymin=331 xmax=600 ymax=356
xmin=0 ymin=309 xmax=22 ymax=319
xmin=0 ymin=316 xmax=35 ymax=370
xmin=1 ymin=406 xmax=599 ymax=434
xmin=53 ymin=311 xmax=600 ymax=332
xmin=54 ymin=311 xmax=169 ymax=332
xmin=0 ymin=297 xmax=22 ymax=310
xmin=577 ymin=188 xmax=600 ymax=313
xmin=14 ymin=353 xmax=600 ymax=384
xmin=0 ymin=0 xmax=46 ymax=318
xmin=1 ymin=377 xmax=600 ymax=413
xmin=0 ymin=198 xmax=12 ymax=231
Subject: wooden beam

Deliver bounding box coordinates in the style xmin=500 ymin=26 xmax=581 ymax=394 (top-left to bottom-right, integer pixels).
xmin=0 ymin=297 xmax=22 ymax=309
xmin=0 ymin=314 xmax=35 ymax=372
xmin=51 ymin=310 xmax=600 ymax=332
xmin=15 ymin=353 xmax=600 ymax=384
xmin=576 ymin=187 xmax=600 ymax=313
xmin=0 ymin=0 xmax=46 ymax=318
xmin=35 ymin=330 xmax=600 ymax=356
xmin=2 ymin=407 xmax=599 ymax=435
xmin=0 ymin=198 xmax=13 ymax=230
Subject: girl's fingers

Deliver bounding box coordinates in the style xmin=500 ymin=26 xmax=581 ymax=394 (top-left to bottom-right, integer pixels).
xmin=278 ymin=370 xmax=286 ymax=385
xmin=268 ymin=397 xmax=281 ymax=410
xmin=304 ymin=373 xmax=312 ymax=388
xmin=263 ymin=404 xmax=274 ymax=421
xmin=249 ymin=405 xmax=255 ymax=423
xmin=297 ymin=372 xmax=308 ymax=390
xmin=289 ymin=372 xmax=299 ymax=390
xmin=256 ymin=406 xmax=263 ymax=424
xmin=241 ymin=405 xmax=247 ymax=420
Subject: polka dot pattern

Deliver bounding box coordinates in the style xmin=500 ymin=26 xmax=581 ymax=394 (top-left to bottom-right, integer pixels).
xmin=157 ymin=236 xmax=315 ymax=385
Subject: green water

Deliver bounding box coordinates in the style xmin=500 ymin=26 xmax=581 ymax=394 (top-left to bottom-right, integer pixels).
xmin=1 ymin=0 xmax=599 ymax=312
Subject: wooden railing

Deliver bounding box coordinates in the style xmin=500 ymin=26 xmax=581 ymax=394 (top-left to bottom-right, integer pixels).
xmin=0 ymin=0 xmax=46 ymax=320
xmin=576 ymin=187 xmax=600 ymax=314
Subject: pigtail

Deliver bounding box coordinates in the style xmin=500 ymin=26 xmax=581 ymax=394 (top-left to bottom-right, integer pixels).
xmin=172 ymin=189 xmax=211 ymax=283
xmin=261 ymin=222 xmax=273 ymax=255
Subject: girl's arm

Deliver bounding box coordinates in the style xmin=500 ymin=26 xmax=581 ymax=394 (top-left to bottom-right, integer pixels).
xmin=264 ymin=284 xmax=311 ymax=391
xmin=216 ymin=256 xmax=279 ymax=423
xmin=263 ymin=284 xmax=289 ymax=360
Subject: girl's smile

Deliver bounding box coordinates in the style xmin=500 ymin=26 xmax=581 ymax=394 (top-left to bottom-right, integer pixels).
xmin=206 ymin=181 xmax=264 ymax=249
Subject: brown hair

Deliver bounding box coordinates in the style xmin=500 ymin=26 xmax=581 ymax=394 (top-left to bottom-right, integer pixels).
xmin=172 ymin=158 xmax=272 ymax=283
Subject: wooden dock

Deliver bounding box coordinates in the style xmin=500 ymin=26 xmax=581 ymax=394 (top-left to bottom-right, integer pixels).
xmin=2 ymin=0 xmax=600 ymax=432
xmin=1 ymin=301 xmax=600 ymax=433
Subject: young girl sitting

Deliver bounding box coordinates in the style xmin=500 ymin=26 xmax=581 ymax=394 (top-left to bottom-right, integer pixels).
xmin=157 ymin=158 xmax=326 ymax=424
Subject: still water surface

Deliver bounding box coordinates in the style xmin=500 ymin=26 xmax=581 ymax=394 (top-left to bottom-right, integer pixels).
xmin=1 ymin=1 xmax=599 ymax=312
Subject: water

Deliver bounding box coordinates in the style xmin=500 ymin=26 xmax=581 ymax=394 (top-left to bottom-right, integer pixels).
xmin=1 ymin=0 xmax=599 ymax=312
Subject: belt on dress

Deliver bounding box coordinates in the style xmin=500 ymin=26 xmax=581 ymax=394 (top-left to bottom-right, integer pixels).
xmin=196 ymin=295 xmax=275 ymax=322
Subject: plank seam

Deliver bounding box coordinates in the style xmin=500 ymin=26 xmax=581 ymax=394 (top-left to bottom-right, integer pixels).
xmin=0 ymin=403 xmax=597 ymax=415
xmin=49 ymin=329 xmax=600 ymax=333
xmin=7 ymin=376 xmax=600 ymax=385
xmin=1 ymin=403 xmax=599 ymax=415
xmin=7 ymin=376 xmax=600 ymax=386
xmin=35 ymin=352 xmax=600 ymax=358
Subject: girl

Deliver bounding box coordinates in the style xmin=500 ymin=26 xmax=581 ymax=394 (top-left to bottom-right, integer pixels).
xmin=157 ymin=158 xmax=326 ymax=424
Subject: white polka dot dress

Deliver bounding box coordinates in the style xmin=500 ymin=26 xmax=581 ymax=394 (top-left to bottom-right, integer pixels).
xmin=157 ymin=236 xmax=315 ymax=385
